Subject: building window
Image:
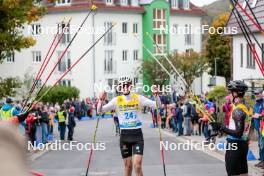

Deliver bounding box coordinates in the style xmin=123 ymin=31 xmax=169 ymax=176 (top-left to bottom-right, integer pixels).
xmin=106 ymin=0 xmax=113 ymax=5
xmin=104 ymin=22 xmax=115 ymax=45
xmin=153 ymin=34 xmax=167 ymax=55
xmin=58 ymin=22 xmax=71 ymax=44
xmin=31 ymin=24 xmax=41 ymax=35
xmin=131 ymin=0 xmax=139 ymax=6
xmin=133 ymin=23 xmax=138 ymax=34
xmin=32 ymin=51 xmax=41 ymax=63
xmin=56 ymin=0 xmax=71 ymax=6
xmin=247 ymin=44 xmax=255 ymax=69
xmin=185 ymin=24 xmax=193 ymax=46
xmin=122 ymin=22 xmax=128 ymax=34
xmin=104 ymin=50 xmax=114 ymax=74
xmin=6 ymin=52 xmax=15 ymax=63
xmin=122 ymin=50 xmax=128 ymax=61
xmin=121 ymin=0 xmax=128 ymax=6
xmin=153 ymin=8 xmax=166 ymax=30
xmin=173 ymin=24 xmax=178 ymax=34
xmin=107 ymin=79 xmax=113 ymax=87
xmin=58 ymin=51 xmax=71 ymax=72
xmin=186 ymin=49 xmax=193 ymax=56
xmin=134 ymin=77 xmax=138 ymax=85
xmin=133 ymin=50 xmax=139 ymax=60
xmin=183 ymin=0 xmax=190 ymax=9
xmin=35 ymin=79 xmax=42 ymax=88
xmin=243 ymin=0 xmax=258 ymax=8
xmin=60 ymin=79 xmax=71 ymax=87
xmin=171 ymin=0 xmax=178 ymax=9
xmin=240 ymin=44 xmax=243 ymax=67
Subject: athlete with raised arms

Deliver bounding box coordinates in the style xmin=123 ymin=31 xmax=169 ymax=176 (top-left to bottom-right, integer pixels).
xmin=97 ymin=76 xmax=161 ymax=176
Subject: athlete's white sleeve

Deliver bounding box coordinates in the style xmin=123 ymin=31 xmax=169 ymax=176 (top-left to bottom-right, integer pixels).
xmin=97 ymin=97 xmax=117 ymax=113
xmin=139 ymin=95 xmax=161 ymax=109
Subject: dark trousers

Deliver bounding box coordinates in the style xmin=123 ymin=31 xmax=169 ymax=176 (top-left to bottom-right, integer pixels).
xmin=67 ymin=125 xmax=74 ymax=140
xmin=48 ymin=125 xmax=53 ymax=135
xmin=171 ymin=118 xmax=177 ymax=133
xmin=177 ymin=120 xmax=183 ymax=135
xmin=59 ymin=123 xmax=66 ymax=140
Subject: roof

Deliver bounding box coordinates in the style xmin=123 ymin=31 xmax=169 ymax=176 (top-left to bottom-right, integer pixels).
xmin=170 ymin=2 xmax=206 ymax=16
xmin=226 ymin=0 xmax=264 ymax=34
xmin=45 ymin=0 xmax=145 ymax=13
xmin=45 ymin=0 xmax=205 ymax=15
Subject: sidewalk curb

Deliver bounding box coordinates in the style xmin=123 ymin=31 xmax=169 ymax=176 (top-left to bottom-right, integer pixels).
xmin=29 ymin=143 xmax=52 ymax=162
xmin=161 ymin=129 xmax=263 ymax=176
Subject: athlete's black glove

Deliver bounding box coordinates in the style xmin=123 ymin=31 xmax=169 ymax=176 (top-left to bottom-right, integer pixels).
xmin=210 ymin=122 xmax=223 ymax=131
xmin=17 ymin=111 xmax=30 ymax=123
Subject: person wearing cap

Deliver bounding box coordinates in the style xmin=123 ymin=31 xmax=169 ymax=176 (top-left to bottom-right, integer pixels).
xmin=0 ymin=98 xmax=14 ymax=120
xmin=252 ymin=88 xmax=264 ymax=168
xmin=67 ymin=106 xmax=76 ymax=141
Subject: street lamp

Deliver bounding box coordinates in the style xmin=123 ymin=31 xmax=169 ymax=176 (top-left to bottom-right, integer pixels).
xmin=214 ymin=57 xmax=220 ymax=86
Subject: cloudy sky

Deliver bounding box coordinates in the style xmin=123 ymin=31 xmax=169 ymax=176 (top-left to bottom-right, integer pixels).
xmin=190 ymin=0 xmax=218 ymax=6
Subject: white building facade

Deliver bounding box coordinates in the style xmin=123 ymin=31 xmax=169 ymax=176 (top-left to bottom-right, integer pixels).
xmin=0 ymin=0 xmax=204 ymax=98
xmin=226 ymin=0 xmax=264 ymax=89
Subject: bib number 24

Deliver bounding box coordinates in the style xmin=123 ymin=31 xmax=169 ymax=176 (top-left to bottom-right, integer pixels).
xmin=124 ymin=112 xmax=136 ymax=120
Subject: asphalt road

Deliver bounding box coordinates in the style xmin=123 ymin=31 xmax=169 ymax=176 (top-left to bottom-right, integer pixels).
xmin=31 ymin=113 xmax=226 ymax=176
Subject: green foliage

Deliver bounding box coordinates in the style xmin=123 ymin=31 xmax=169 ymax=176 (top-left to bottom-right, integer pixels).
xmin=0 ymin=77 xmax=21 ymax=98
xmin=206 ymin=13 xmax=231 ymax=81
xmin=202 ymin=0 xmax=231 ymax=25
xmin=38 ymin=86 xmax=80 ymax=104
xmin=0 ymin=0 xmax=46 ymax=62
xmin=139 ymin=51 xmax=208 ymax=89
xmin=207 ymin=86 xmax=228 ymax=100
xmin=170 ymin=51 xmax=208 ymax=86
xmin=140 ymin=57 xmax=170 ymax=86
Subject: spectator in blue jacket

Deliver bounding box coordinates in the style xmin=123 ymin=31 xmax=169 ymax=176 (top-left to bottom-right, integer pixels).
xmin=176 ymin=103 xmax=184 ymax=136
xmin=253 ymin=89 xmax=264 ymax=168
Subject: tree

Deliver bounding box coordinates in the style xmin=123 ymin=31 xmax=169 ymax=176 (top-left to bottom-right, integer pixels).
xmin=139 ymin=57 xmax=171 ymax=86
xmin=0 ymin=0 xmax=46 ymax=62
xmin=170 ymin=51 xmax=209 ymax=86
xmin=139 ymin=51 xmax=208 ymax=90
xmin=206 ymin=12 xmax=231 ymax=81
xmin=38 ymin=86 xmax=80 ymax=104
xmin=15 ymin=70 xmax=34 ymax=99
xmin=0 ymin=77 xmax=21 ymax=99
xmin=207 ymin=86 xmax=227 ymax=100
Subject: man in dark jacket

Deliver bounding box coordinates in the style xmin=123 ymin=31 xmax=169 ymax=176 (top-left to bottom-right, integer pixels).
xmin=67 ymin=106 xmax=76 ymax=141
xmin=176 ymin=103 xmax=184 ymax=136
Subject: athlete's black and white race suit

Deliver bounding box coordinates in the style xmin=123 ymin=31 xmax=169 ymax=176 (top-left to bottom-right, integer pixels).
xmin=98 ymin=93 xmax=161 ymax=158
xmin=216 ymin=102 xmax=251 ymax=176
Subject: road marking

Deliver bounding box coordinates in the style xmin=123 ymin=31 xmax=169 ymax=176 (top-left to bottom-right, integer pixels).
xmin=80 ymin=171 xmax=117 ymax=175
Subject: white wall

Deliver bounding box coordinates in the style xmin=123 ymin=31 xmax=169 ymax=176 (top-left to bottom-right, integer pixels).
xmin=0 ymin=11 xmax=143 ymax=98
xmin=170 ymin=15 xmax=202 ymax=53
xmin=233 ymin=33 xmax=264 ymax=81
xmin=92 ymin=12 xmax=142 ymax=97
xmin=191 ymin=72 xmax=226 ymax=95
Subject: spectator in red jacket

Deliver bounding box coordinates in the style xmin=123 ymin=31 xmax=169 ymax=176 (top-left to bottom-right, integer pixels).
xmin=222 ymin=95 xmax=232 ymax=127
